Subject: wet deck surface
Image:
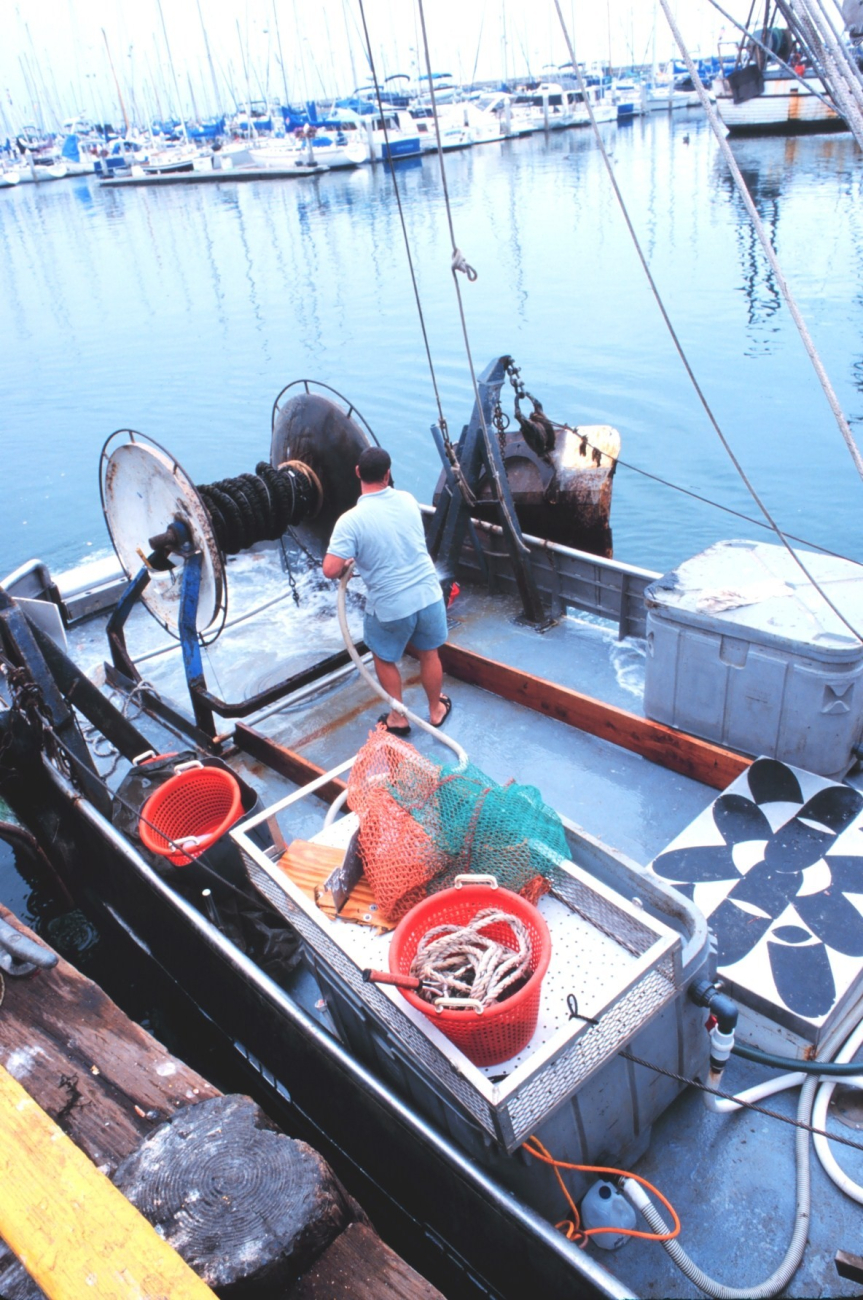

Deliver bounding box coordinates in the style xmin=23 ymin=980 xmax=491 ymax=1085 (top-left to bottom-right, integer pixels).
xmin=66 ymin=549 xmax=863 ymax=1298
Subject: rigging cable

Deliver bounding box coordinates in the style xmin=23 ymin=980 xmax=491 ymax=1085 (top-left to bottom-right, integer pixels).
xmin=354 ymin=0 xmax=476 ymax=507
xmin=656 ymin=0 xmax=863 ymax=484
xmin=551 ymin=0 xmax=863 ymax=645
xmin=702 ymin=0 xmax=838 ymax=112
xmin=546 ymin=419 xmax=863 ymax=566
xmin=414 ymin=0 xmax=530 ymax=554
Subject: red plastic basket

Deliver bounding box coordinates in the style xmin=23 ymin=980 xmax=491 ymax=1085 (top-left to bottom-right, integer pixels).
xmin=388 ymin=876 xmax=552 ymax=1068
xmin=139 ymin=765 xmax=242 ymax=867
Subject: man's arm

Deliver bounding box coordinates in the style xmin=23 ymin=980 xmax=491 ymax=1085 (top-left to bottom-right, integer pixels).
xmin=322 ymin=552 xmax=352 ymax=580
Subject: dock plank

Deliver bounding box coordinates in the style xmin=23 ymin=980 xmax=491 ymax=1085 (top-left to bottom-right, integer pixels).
xmin=287 ymin=1223 xmax=443 ymax=1300
xmin=0 ymin=1064 xmax=216 ymax=1299
xmin=0 ymin=905 xmax=219 ymax=1175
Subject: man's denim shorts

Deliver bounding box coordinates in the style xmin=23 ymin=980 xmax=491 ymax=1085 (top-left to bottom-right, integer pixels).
xmin=363 ymin=596 xmax=448 ymax=662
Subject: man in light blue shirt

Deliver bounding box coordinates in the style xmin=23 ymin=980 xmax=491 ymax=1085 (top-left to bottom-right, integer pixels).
xmin=323 ymin=447 xmax=452 ymax=735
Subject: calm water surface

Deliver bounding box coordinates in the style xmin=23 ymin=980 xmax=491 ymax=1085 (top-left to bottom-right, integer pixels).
xmin=2 ymin=111 xmax=863 ymax=579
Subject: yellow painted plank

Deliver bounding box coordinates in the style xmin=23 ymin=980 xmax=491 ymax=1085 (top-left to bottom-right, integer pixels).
xmin=0 ymin=1064 xmax=216 ymax=1299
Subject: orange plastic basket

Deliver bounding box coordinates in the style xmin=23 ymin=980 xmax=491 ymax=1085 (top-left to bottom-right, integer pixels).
xmin=388 ymin=877 xmax=551 ymax=1068
xmin=138 ymin=765 xmax=242 ymax=867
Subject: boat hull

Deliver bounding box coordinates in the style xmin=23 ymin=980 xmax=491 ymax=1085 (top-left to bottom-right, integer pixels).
xmin=715 ymin=76 xmax=847 ymax=135
xmin=0 ymin=750 xmax=621 ymax=1300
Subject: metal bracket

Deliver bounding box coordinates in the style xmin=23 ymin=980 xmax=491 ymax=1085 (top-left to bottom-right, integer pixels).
xmin=0 ymin=916 xmax=58 ymax=977
xmin=428 ymin=356 xmax=545 ymax=625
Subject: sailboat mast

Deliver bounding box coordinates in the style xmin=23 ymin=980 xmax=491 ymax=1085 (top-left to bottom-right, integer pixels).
xmin=236 ymin=18 xmax=257 ymax=140
xmin=197 ymin=0 xmax=223 ymax=120
xmin=155 ymin=0 xmax=189 ymax=143
xmin=273 ymin=0 xmax=291 ymax=111
xmin=102 ymin=29 xmax=130 ymax=134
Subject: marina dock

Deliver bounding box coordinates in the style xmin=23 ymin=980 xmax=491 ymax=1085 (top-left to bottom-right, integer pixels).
xmin=0 ymin=903 xmax=443 ymax=1300
xmin=99 ymin=164 xmax=330 ymax=187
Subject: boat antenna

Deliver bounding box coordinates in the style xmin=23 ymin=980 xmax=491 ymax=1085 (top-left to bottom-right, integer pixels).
xmin=415 ymin=0 xmax=530 ymax=553
xmin=551 ymin=0 xmax=863 ymax=644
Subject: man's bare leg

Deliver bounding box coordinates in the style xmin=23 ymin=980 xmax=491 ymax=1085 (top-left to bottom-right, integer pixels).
xmin=416 ymin=648 xmax=446 ymax=725
xmin=372 ymin=654 xmax=406 ymax=728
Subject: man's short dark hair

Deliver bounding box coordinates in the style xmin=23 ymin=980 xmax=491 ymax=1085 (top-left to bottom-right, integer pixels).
xmin=358 ymin=446 xmax=392 ymax=483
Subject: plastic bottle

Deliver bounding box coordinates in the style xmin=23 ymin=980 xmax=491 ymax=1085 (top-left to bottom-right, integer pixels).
xmin=580 ymin=1178 xmax=637 ymax=1250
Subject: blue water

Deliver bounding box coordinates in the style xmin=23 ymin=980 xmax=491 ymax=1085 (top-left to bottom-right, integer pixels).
xmin=2 ymin=112 xmax=863 ymax=580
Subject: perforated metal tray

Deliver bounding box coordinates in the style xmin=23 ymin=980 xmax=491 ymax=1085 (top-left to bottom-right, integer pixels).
xmin=234 ymin=776 xmax=682 ymax=1152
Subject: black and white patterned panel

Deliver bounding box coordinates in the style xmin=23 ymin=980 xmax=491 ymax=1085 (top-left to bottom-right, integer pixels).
xmin=648 ymin=758 xmax=863 ymax=1028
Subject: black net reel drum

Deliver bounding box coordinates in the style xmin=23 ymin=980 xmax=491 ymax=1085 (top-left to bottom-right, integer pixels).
xmin=270 ymin=380 xmax=378 ymax=551
xmin=98 ymin=385 xmax=377 ymax=739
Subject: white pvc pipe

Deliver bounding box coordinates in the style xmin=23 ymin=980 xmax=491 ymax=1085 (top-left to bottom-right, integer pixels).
xmin=336 ymin=565 xmax=468 ymax=771
xmin=812 ymin=1016 xmax=863 ymax=1204
xmin=322 ymin=785 xmax=350 ymax=829
xmin=703 ymin=1069 xmax=807 ymax=1114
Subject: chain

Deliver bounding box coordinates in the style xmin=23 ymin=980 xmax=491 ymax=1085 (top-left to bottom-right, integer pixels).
xmin=0 ymin=656 xmax=71 ymax=780
xmin=491 ymin=395 xmax=510 ymax=460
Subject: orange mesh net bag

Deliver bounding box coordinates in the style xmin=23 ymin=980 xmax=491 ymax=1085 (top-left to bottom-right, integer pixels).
xmin=346 ymin=727 xmax=568 ymax=922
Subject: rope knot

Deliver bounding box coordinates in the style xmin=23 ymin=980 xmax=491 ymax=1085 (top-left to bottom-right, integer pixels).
xmin=451 ymin=248 xmax=478 ymax=282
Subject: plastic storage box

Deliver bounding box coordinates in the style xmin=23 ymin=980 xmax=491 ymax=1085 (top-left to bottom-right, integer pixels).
xmin=235 ymin=803 xmax=690 ymax=1154
xmin=643 ymin=540 xmax=863 ymax=779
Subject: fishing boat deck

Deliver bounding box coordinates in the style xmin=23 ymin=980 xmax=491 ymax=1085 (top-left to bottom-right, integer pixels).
xmin=46 ymin=544 xmax=863 ymax=1297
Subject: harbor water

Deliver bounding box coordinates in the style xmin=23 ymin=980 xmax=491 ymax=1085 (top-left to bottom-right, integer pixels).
xmin=2 ymin=112 xmax=863 ymax=580
xmin=2 ymin=109 xmax=863 ymax=1095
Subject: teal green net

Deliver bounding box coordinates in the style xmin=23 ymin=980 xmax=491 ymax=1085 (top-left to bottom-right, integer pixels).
xmin=347 ymin=730 xmax=568 ymax=921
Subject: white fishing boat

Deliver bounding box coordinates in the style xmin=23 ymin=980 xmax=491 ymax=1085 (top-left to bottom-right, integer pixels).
xmin=411 ymin=106 xmax=474 ymax=152
xmin=714 ymin=67 xmax=846 ymax=134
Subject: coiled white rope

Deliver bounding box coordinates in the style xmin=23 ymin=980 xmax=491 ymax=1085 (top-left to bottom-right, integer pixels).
xmin=411 ymin=907 xmax=531 ymax=1009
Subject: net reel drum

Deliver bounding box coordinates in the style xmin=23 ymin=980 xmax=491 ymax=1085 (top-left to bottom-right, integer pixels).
xmin=100 ymin=386 xmax=376 ymax=741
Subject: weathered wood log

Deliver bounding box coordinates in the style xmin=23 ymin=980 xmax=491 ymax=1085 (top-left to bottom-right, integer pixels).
xmin=0 ymin=1064 xmax=217 ymax=1300
xmin=0 ymin=904 xmax=219 ymax=1174
xmin=113 ymin=1094 xmax=350 ymax=1296
xmin=0 ymin=903 xmax=220 ymax=1300
xmin=287 ymin=1223 xmax=443 ymax=1300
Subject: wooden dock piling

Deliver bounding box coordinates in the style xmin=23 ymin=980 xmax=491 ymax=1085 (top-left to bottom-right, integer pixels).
xmin=0 ymin=904 xmax=443 ymax=1300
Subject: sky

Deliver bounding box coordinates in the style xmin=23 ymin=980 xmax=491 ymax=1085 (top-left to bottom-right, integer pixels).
xmin=2 ymin=0 xmax=752 ymax=131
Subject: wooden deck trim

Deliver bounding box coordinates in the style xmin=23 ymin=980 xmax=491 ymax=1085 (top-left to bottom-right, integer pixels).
xmin=437 ymin=642 xmax=751 ymax=790
xmin=235 ymin=722 xmax=348 ymax=803
xmin=0 ymin=1064 xmax=216 ymax=1299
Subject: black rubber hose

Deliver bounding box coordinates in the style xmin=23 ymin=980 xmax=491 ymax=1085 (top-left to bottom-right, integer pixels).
xmin=733 ymin=1040 xmax=863 ymax=1076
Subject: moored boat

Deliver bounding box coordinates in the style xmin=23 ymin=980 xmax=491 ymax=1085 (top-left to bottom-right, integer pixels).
xmin=2 ymin=356 xmax=863 ymax=1300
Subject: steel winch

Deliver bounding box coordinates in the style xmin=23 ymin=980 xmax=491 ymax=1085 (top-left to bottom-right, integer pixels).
xmin=100 ymin=382 xmax=378 ymax=740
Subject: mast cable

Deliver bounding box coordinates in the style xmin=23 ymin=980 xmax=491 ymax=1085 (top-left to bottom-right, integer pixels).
xmin=415 ymin=0 xmax=530 ymax=553
xmin=551 ymin=0 xmax=863 ymax=644
xmin=354 ymin=1 xmax=449 ymax=448
xmin=702 ymin=0 xmax=837 ymax=111
xmin=547 ymin=419 xmax=863 ymax=566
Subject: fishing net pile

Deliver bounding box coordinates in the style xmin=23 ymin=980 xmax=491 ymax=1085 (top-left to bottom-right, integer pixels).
xmin=346 ymin=728 xmax=568 ymax=922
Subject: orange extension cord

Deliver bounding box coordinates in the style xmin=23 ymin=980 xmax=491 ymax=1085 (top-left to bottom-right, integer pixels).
xmin=523 ymin=1136 xmax=682 ymax=1248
